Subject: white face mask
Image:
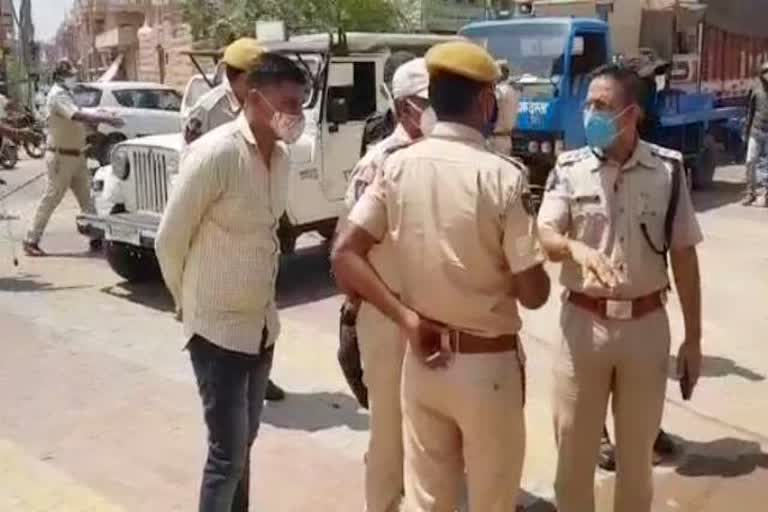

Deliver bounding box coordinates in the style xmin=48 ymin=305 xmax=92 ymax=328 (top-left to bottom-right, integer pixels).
xmin=63 ymin=76 xmax=76 ymax=88
xmin=419 ymin=106 xmax=437 ymax=136
xmin=257 ymin=90 xmax=305 ymax=144
xmin=406 ymin=99 xmax=436 ymax=137
xmin=271 ymin=111 xmax=305 ymax=144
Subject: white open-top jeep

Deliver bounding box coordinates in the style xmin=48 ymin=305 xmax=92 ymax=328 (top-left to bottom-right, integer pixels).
xmin=77 ymin=32 xmax=459 ymax=282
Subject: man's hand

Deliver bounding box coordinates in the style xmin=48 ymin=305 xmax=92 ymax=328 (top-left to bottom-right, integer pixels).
xmin=677 ymin=337 xmax=702 ymax=396
xmin=568 ymin=240 xmax=621 ymax=289
xmin=400 ymin=309 xmax=450 ymax=369
xmin=101 ymin=115 xmax=125 ymax=128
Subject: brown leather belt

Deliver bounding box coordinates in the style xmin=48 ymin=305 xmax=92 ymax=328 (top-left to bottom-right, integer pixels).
xmin=567 ymin=290 xmax=666 ymax=320
xmin=47 ymin=147 xmax=82 ymax=157
xmin=447 ymin=332 xmax=519 ymax=354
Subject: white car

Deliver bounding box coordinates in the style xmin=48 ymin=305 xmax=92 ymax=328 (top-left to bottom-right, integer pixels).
xmin=72 ymin=81 xmax=182 ymax=161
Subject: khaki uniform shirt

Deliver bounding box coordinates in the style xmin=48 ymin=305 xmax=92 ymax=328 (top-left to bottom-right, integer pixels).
xmin=537 ymin=141 xmax=703 ymax=298
xmin=155 ymin=114 xmax=289 ymax=354
xmin=46 ymin=84 xmax=86 ymax=150
xmin=182 ymin=80 xmax=240 ymax=148
xmin=344 ymin=124 xmax=412 ymax=293
xmin=349 ymin=122 xmax=544 ymax=337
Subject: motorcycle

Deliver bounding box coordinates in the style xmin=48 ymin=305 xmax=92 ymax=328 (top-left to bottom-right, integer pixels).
xmin=7 ymin=107 xmax=45 ymax=159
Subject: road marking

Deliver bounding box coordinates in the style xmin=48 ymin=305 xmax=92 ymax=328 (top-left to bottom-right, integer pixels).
xmin=0 ymin=440 xmax=123 ymax=511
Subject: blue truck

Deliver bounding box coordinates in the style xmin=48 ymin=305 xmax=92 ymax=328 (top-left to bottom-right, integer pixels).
xmin=459 ymin=16 xmax=745 ymax=191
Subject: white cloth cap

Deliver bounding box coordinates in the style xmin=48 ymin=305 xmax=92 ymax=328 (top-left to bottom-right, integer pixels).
xmin=391 ymin=58 xmax=429 ymax=100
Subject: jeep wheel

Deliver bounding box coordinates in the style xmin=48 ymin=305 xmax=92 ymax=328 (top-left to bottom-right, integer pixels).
xmin=105 ymin=241 xmax=160 ymax=283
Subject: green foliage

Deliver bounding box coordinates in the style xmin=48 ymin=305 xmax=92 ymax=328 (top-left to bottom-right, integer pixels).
xmin=180 ymin=0 xmax=411 ymax=45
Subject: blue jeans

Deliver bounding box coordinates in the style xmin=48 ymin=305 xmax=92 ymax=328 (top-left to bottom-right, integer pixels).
xmin=189 ymin=333 xmax=274 ymax=512
xmin=746 ymin=130 xmax=768 ymax=193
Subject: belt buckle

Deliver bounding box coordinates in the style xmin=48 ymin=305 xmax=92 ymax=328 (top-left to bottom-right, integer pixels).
xmin=605 ymin=299 xmax=633 ymax=320
xmin=444 ymin=330 xmax=459 ymax=354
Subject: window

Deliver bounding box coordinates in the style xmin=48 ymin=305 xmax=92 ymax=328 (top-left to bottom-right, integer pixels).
xmin=570 ymin=33 xmax=607 ymax=76
xmin=112 ymin=89 xmax=182 ymax=111
xmin=327 ymin=61 xmax=377 ymax=122
xmin=71 ymin=86 xmax=102 ymax=108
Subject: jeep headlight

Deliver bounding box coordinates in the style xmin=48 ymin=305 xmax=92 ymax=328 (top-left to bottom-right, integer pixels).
xmin=166 ymin=153 xmax=179 ymax=175
xmin=112 ymin=147 xmax=130 ymax=180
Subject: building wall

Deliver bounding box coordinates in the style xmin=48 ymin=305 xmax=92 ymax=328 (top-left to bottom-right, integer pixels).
xmin=138 ymin=5 xmax=196 ymax=90
xmin=610 ymin=0 xmax=644 ymax=56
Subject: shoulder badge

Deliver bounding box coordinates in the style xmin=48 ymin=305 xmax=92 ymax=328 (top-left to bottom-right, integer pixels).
xmin=556 ymin=146 xmax=593 ymax=167
xmin=647 ymin=142 xmax=683 ymax=164
xmin=492 ymin=151 xmax=525 ymax=169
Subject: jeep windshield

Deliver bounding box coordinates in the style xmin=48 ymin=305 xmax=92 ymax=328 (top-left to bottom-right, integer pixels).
xmin=287 ymin=54 xmax=322 ymax=109
xmin=466 ymin=23 xmax=569 ymax=89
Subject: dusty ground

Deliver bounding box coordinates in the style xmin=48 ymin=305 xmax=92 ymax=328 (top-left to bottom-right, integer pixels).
xmin=0 ymin=157 xmax=766 ymax=511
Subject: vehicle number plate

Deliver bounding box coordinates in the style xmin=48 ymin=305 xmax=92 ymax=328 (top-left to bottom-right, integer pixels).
xmin=107 ymin=224 xmax=140 ymax=245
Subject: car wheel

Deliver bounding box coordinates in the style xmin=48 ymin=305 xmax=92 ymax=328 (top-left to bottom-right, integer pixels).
xmin=105 ymin=241 xmax=161 ymax=283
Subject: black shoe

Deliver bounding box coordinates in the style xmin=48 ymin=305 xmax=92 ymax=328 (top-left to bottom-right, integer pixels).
xmin=598 ymin=436 xmax=616 ymax=471
xmin=22 ymin=240 xmax=46 ymax=257
xmin=89 ymin=238 xmax=103 ymax=252
xmin=265 ymin=379 xmax=286 ymax=401
xmin=653 ymin=429 xmax=677 ymax=459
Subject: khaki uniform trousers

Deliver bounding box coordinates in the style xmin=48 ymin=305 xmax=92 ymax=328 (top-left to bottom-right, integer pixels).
xmin=357 ymin=302 xmax=406 ymax=512
xmin=28 ymin=152 xmax=92 ymax=244
xmin=553 ymin=302 xmax=670 ymax=512
xmin=401 ymin=345 xmax=525 ymax=512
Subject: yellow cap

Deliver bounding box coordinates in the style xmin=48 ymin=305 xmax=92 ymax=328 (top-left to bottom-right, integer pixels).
xmin=425 ymin=41 xmax=500 ymax=83
xmin=222 ymin=38 xmax=265 ymax=71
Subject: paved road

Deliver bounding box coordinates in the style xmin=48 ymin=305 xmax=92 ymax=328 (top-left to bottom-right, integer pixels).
xmin=0 ymin=158 xmax=767 ymax=511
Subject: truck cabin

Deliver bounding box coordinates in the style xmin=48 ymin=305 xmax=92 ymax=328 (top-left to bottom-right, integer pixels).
xmin=460 ymin=17 xmax=610 ymax=176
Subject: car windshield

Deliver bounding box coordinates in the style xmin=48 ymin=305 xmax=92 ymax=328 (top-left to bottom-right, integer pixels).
xmin=112 ymin=89 xmax=182 ymax=111
xmin=71 ymin=85 xmax=102 ymax=108
xmin=467 ymin=23 xmax=570 ymax=80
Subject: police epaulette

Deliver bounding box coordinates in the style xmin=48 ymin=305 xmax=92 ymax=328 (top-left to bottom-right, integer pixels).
xmin=647 ymin=143 xmax=683 ymax=165
xmin=492 ymin=151 xmax=525 ymax=169
xmin=383 ymin=139 xmax=418 ymax=156
xmin=556 ymin=147 xmax=593 ymax=167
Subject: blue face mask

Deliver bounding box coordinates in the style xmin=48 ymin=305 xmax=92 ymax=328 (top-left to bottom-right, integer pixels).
xmin=583 ymin=106 xmax=630 ymax=151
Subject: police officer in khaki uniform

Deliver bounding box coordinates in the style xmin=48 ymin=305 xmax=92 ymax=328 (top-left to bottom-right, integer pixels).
xmin=24 ymin=59 xmax=124 ymax=256
xmin=343 ymin=57 xmax=432 ymax=512
xmin=182 ymin=38 xmax=287 ymax=402
xmin=182 ymin=38 xmax=263 ymax=147
xmin=333 ymin=41 xmax=550 ymax=512
xmin=537 ymin=65 xmax=703 ymax=512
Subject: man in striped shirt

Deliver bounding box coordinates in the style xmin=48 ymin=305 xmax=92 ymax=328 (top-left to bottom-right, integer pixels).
xmin=156 ymin=52 xmax=307 ymax=512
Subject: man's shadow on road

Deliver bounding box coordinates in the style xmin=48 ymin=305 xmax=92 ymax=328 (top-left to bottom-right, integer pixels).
xmin=667 ymin=354 xmax=765 ymax=382
xmin=0 ymin=272 xmax=88 ymax=292
xmin=100 ymin=280 xmax=175 ymax=312
xmin=667 ymin=435 xmax=768 ymax=478
xmin=261 ymin=391 xmax=368 ymax=432
xmin=99 ymin=242 xmax=338 ymax=313
xmin=692 ymin=179 xmax=745 ymax=213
